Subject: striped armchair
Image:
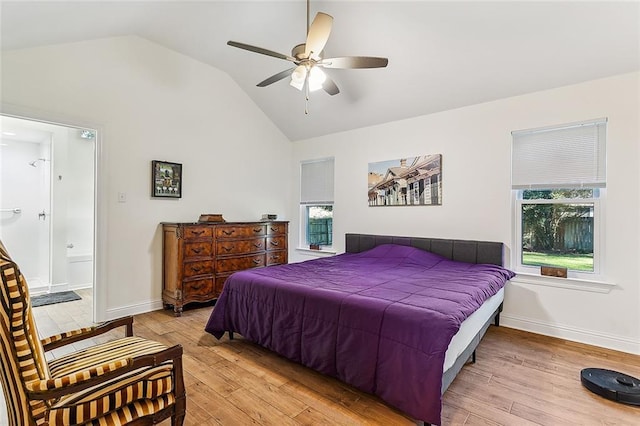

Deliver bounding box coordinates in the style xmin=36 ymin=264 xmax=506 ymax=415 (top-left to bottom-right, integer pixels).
xmin=0 ymin=241 xmax=186 ymax=425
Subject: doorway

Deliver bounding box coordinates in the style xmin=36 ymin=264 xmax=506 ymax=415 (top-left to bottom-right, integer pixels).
xmin=0 ymin=114 xmax=96 ymax=322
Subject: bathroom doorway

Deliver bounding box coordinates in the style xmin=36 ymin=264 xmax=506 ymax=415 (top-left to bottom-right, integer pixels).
xmin=0 ymin=114 xmax=96 ymax=321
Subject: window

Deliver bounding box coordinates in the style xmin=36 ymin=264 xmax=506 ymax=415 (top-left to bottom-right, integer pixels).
xmin=300 ymin=158 xmax=334 ymax=249
xmin=512 ymin=119 xmax=606 ymax=279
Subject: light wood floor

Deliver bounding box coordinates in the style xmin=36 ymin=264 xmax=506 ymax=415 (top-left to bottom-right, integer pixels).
xmin=2 ymin=293 xmax=640 ymax=425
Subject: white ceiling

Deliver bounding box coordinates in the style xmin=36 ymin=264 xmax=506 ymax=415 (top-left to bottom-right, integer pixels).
xmin=1 ymin=1 xmax=638 ymax=141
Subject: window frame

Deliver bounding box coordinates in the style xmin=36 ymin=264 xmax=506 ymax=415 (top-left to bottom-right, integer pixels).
xmin=299 ymin=157 xmax=335 ymax=251
xmin=513 ymin=189 xmax=604 ymax=280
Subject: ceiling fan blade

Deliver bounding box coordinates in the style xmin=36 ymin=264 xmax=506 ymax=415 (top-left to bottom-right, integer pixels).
xmin=319 ymin=56 xmax=389 ymax=69
xmin=322 ymin=75 xmax=340 ymax=96
xmin=227 ymin=41 xmax=296 ymax=62
xmin=304 ymin=12 xmax=333 ymax=59
xmin=257 ymin=68 xmax=296 ymax=87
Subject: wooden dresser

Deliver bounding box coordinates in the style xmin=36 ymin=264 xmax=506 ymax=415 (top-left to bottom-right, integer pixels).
xmin=162 ymin=221 xmax=288 ymax=315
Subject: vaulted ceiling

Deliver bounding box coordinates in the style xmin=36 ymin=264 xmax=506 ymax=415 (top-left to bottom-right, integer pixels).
xmin=1 ymin=1 xmax=638 ymax=141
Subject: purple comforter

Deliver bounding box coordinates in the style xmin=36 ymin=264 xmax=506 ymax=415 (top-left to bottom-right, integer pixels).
xmin=205 ymin=244 xmax=514 ymax=424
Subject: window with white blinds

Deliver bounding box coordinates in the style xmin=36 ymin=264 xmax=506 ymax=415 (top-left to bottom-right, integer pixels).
xmin=511 ymin=118 xmax=607 ymax=281
xmin=301 ymin=158 xmax=334 ymax=204
xmin=511 ymin=118 xmax=607 ymax=189
xmin=300 ymin=158 xmax=334 ymax=249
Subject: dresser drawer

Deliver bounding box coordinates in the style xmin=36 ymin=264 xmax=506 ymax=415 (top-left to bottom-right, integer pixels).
xmin=266 ymin=236 xmax=286 ymax=251
xmin=182 ymin=226 xmax=212 ymax=239
xmin=215 ymin=276 xmax=229 ymax=295
xmin=216 ymin=224 xmax=267 ymax=239
xmin=267 ymin=250 xmax=287 ymax=266
xmin=217 ymin=238 xmax=265 ymax=256
xmin=267 ymin=223 xmax=287 ymax=235
xmin=183 ymin=278 xmax=214 ymax=297
xmin=184 ymin=241 xmax=213 ymax=258
xmin=216 ymin=254 xmax=265 ymax=273
xmin=183 ymin=260 xmax=214 ymax=278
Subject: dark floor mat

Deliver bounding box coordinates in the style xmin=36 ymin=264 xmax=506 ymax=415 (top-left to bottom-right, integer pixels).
xmin=31 ymin=291 xmax=81 ymax=307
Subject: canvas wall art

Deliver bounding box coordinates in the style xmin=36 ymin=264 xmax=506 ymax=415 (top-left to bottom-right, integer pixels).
xmin=368 ymin=154 xmax=442 ymax=206
xmin=152 ymin=160 xmax=182 ymax=198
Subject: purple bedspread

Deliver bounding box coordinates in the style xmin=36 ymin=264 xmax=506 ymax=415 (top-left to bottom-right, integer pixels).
xmin=205 ymin=244 xmax=514 ymax=424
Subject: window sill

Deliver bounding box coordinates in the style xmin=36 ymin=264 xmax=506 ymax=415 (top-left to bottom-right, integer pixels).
xmin=295 ymin=247 xmax=337 ymax=256
xmin=510 ymin=272 xmax=616 ymax=294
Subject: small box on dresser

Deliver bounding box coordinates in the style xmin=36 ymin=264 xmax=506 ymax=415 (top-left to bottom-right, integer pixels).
xmin=162 ymin=221 xmax=288 ymax=316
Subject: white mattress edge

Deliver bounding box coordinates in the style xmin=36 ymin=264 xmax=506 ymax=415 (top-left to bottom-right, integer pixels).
xmin=443 ymin=287 xmax=505 ymax=371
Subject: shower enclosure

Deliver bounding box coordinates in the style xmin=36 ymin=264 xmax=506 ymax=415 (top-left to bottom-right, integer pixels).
xmin=0 ymin=115 xmax=95 ymax=295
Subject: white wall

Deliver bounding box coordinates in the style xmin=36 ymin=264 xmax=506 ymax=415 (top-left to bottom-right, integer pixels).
xmin=292 ymin=72 xmax=640 ymax=354
xmin=1 ymin=36 xmax=292 ymax=319
xmin=64 ymin=129 xmax=95 ymax=256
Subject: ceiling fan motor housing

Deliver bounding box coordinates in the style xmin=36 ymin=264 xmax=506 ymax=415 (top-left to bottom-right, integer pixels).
xmin=292 ymin=43 xmax=307 ymax=60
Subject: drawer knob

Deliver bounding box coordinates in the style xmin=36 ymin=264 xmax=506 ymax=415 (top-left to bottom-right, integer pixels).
xmin=253 ymin=227 xmax=262 ymax=233
xmin=270 ymin=241 xmax=279 ymax=247
xmin=252 ymin=259 xmax=262 ymax=265
xmin=270 ymin=227 xmax=279 ymax=232
xmin=191 ymin=266 xmax=202 ymax=272
xmin=191 ymin=282 xmax=203 ymax=290
xmin=223 ymin=246 xmax=233 ymax=252
xmin=253 ymin=242 xmax=263 ymax=248
xmin=192 ymin=230 xmax=204 ymax=236
xmin=223 ymin=229 xmax=235 ymax=236
xmin=192 ymin=248 xmax=202 ymax=254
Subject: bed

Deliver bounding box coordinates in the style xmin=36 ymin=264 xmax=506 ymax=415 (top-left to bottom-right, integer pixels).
xmin=205 ymin=234 xmax=515 ymax=425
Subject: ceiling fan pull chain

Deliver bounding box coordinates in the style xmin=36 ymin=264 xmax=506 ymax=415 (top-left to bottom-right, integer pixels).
xmin=305 ymin=80 xmax=310 ymax=114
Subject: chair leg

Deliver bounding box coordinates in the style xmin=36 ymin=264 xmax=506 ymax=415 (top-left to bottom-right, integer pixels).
xmin=172 ymin=348 xmax=186 ymax=426
xmin=171 ymin=412 xmax=185 ymax=426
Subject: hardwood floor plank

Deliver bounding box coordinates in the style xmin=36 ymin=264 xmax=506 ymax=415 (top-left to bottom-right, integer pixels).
xmin=444 ymin=390 xmax=539 ymax=426
xmin=225 ymin=387 xmax=301 ymax=426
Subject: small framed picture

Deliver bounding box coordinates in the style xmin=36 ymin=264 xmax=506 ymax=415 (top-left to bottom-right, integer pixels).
xmin=152 ymin=160 xmax=182 ymax=198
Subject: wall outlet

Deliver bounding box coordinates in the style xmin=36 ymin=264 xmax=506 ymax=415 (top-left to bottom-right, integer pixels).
xmin=118 ymin=192 xmax=127 ymax=203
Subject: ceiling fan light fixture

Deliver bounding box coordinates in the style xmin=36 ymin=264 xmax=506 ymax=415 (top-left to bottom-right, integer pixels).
xmin=308 ymin=67 xmax=326 ymax=92
xmin=227 ymin=0 xmax=388 ymax=111
xmin=290 ymin=65 xmax=307 ymax=90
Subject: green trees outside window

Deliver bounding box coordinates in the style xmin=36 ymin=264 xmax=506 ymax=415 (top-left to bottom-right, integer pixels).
xmin=521 ymin=190 xmax=595 ymax=271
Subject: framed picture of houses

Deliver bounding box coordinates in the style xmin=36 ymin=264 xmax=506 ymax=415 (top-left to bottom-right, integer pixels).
xmin=368 ymin=154 xmax=442 ymax=206
xmin=152 ymin=160 xmax=182 ymax=198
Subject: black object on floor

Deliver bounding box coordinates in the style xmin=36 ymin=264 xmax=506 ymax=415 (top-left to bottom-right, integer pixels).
xmin=31 ymin=291 xmax=81 ymax=307
xmin=581 ymin=368 xmax=640 ymax=406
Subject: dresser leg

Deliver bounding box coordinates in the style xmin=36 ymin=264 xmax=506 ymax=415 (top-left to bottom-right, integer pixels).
xmin=229 ymin=331 xmax=234 ymax=340
xmin=173 ymin=306 xmax=183 ymax=317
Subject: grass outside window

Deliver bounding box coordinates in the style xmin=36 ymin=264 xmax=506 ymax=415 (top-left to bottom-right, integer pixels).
xmin=522 ymin=251 xmax=593 ymax=272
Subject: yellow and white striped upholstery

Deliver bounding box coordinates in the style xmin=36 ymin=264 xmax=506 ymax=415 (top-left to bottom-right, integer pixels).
xmin=0 ymin=242 xmax=50 ymax=425
xmin=0 ymin=241 xmax=183 ymax=425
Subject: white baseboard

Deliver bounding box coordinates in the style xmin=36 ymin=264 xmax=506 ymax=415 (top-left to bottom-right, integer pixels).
xmin=28 ymin=285 xmax=50 ymax=296
xmin=500 ymin=314 xmax=640 ymax=355
xmin=50 ymin=282 xmax=70 ymax=293
xmin=69 ymin=283 xmax=92 ymax=291
xmin=105 ymin=299 xmax=164 ymax=320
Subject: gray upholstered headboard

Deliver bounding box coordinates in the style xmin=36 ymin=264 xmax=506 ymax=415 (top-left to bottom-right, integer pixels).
xmin=345 ymin=233 xmax=505 ymax=266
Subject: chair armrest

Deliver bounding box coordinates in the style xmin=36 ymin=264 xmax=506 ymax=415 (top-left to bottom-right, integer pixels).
xmin=41 ymin=316 xmax=134 ymax=352
xmin=28 ymin=344 xmax=183 ymax=401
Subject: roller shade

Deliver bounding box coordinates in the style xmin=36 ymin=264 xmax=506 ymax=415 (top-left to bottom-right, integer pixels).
xmin=301 ymin=158 xmax=334 ymax=204
xmin=512 ymin=119 xmax=606 ymax=189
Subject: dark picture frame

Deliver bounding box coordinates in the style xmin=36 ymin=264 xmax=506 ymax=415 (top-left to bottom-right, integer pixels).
xmin=152 ymin=160 xmax=182 ymax=198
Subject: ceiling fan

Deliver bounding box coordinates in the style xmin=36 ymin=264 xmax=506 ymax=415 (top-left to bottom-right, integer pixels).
xmin=227 ymin=0 xmax=388 ymax=111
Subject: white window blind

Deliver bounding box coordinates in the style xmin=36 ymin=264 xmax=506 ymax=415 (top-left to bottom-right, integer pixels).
xmin=301 ymin=158 xmax=334 ymax=204
xmin=511 ymin=118 xmax=607 ymax=189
